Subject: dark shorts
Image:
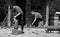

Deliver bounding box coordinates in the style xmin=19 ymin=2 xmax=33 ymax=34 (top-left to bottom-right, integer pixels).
xmin=16 ymin=14 xmax=23 ymax=25
xmin=33 ymin=18 xmax=42 ymax=26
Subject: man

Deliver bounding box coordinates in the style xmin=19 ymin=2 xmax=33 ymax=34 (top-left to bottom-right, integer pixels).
xmin=31 ymin=11 xmax=42 ymax=27
xmin=13 ymin=6 xmax=24 ymax=33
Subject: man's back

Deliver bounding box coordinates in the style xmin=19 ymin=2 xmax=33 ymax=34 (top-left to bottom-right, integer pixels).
xmin=34 ymin=12 xmax=42 ymax=18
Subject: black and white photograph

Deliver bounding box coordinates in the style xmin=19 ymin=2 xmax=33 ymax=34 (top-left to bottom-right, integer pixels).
xmin=0 ymin=0 xmax=60 ymax=37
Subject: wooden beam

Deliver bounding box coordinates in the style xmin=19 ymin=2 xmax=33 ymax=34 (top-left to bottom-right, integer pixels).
xmin=8 ymin=5 xmax=11 ymax=27
xmin=45 ymin=4 xmax=49 ymax=27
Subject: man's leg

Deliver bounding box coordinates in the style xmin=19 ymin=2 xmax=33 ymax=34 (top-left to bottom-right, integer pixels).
xmin=20 ymin=19 xmax=24 ymax=33
xmin=34 ymin=18 xmax=42 ymax=27
xmin=21 ymin=14 xmax=25 ymax=33
xmin=21 ymin=25 xmax=24 ymax=32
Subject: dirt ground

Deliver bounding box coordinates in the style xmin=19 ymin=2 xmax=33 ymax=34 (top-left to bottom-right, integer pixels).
xmin=0 ymin=27 xmax=60 ymax=37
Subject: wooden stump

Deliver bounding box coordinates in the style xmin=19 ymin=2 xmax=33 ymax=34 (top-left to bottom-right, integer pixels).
xmin=12 ymin=29 xmax=24 ymax=35
xmin=46 ymin=26 xmax=60 ymax=33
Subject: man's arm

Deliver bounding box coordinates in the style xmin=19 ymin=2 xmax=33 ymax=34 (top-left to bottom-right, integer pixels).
xmin=32 ymin=17 xmax=37 ymax=25
xmin=14 ymin=12 xmax=21 ymax=18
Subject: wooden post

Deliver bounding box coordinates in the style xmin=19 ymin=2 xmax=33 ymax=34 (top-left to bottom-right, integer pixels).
xmin=8 ymin=5 xmax=11 ymax=27
xmin=44 ymin=4 xmax=49 ymax=27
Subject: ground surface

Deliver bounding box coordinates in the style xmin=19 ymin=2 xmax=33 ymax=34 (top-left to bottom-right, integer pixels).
xmin=0 ymin=27 xmax=60 ymax=37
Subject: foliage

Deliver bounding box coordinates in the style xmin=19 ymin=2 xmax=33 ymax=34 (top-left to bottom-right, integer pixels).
xmin=0 ymin=0 xmax=16 ymax=22
xmin=48 ymin=0 xmax=60 ymax=16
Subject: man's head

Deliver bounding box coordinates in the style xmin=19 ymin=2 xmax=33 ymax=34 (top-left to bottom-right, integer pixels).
xmin=31 ymin=11 xmax=35 ymax=15
xmin=13 ymin=6 xmax=16 ymax=8
xmin=13 ymin=6 xmax=19 ymax=9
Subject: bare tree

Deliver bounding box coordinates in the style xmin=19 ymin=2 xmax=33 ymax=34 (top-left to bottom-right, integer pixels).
xmin=0 ymin=0 xmax=16 ymax=26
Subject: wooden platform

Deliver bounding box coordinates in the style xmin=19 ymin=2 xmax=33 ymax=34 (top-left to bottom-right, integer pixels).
xmin=46 ymin=26 xmax=60 ymax=32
